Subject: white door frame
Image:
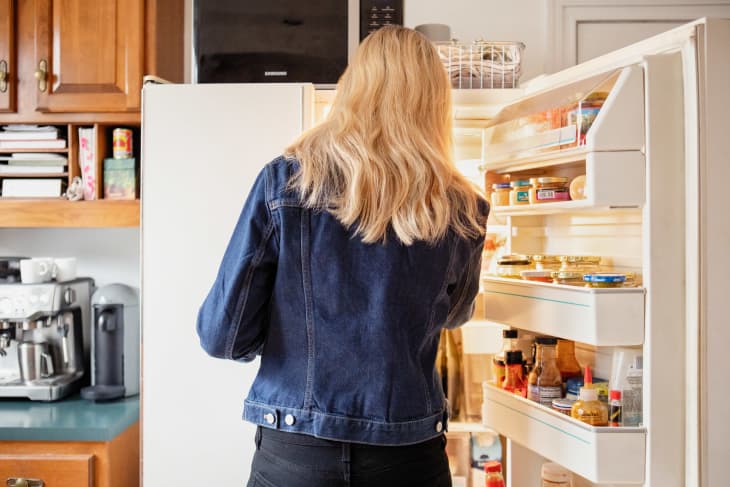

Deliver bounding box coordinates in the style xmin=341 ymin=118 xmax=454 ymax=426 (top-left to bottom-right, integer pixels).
xmin=545 ymin=0 xmax=730 ymax=71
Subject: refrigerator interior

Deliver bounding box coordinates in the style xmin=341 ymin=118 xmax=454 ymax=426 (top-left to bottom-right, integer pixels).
xmin=442 ymin=19 xmax=730 ymax=487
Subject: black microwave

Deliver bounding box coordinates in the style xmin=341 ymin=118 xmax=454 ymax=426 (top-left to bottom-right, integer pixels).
xmin=194 ymin=0 xmax=404 ymax=85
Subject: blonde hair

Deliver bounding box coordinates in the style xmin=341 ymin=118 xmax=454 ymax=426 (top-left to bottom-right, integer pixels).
xmin=286 ymin=26 xmax=485 ymax=245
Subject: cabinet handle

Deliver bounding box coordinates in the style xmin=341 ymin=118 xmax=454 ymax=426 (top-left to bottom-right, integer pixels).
xmin=34 ymin=59 xmax=48 ymax=93
xmin=6 ymin=478 xmax=44 ymax=487
xmin=0 ymin=60 xmax=8 ymax=93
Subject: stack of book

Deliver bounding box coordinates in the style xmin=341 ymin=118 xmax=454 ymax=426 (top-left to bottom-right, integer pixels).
xmin=0 ymin=125 xmax=66 ymax=150
xmin=0 ymin=153 xmax=68 ymax=198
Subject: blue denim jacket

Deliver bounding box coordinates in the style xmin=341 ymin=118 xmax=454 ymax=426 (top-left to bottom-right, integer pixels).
xmin=197 ymin=157 xmax=487 ymax=446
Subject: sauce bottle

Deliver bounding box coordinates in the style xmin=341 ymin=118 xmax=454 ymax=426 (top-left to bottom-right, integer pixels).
xmin=493 ymin=329 xmax=518 ymax=387
xmin=528 ymin=337 xmax=563 ymax=407
xmin=571 ymin=366 xmax=608 ymax=426
xmin=556 ymin=339 xmax=582 ymax=393
xmin=501 ymin=350 xmax=527 ymax=397
xmin=609 ymin=390 xmax=623 ymax=427
xmin=484 ymin=461 xmax=506 ymax=487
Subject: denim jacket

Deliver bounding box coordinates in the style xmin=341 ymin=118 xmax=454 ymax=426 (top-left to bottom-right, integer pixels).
xmin=197 ymin=157 xmax=488 ymax=446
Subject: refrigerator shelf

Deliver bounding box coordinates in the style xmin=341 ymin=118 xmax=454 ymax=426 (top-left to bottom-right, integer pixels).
xmin=482 ymin=382 xmax=646 ymax=484
xmin=481 ymin=276 xmax=645 ymax=346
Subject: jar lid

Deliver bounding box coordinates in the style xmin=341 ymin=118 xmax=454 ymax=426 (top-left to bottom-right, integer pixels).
xmin=541 ymin=462 xmax=572 ymax=483
xmin=560 ymin=255 xmax=601 ymax=264
xmin=505 ymin=350 xmax=523 ymax=365
xmin=583 ymin=273 xmax=627 ymax=283
xmin=552 ymin=271 xmax=584 ymax=279
xmin=520 ymin=270 xmax=553 ymax=278
xmin=497 ymin=254 xmax=531 ymax=265
xmin=536 ymin=336 xmax=557 ymax=345
xmin=509 ymin=180 xmax=531 ymax=188
xmin=530 ymin=177 xmax=569 ymax=184
xmin=531 ymin=254 xmax=561 ymax=263
xmin=502 ymin=329 xmax=518 ymax=339
xmin=551 ymin=398 xmax=575 ymax=410
xmin=492 ymin=183 xmax=511 ymax=189
xmin=484 ymin=461 xmax=502 ymax=473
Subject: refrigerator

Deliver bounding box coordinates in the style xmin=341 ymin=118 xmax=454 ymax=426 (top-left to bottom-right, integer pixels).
xmin=141 ymin=18 xmax=729 ymax=487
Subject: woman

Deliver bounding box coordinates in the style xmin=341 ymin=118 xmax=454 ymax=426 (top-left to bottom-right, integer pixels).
xmin=197 ymin=26 xmax=488 ymax=487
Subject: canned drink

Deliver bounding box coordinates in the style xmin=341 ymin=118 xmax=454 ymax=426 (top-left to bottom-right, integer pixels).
xmin=112 ymin=128 xmax=133 ymax=159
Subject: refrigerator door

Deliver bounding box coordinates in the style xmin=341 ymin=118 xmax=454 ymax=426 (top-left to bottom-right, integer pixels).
xmin=141 ymin=83 xmax=313 ymax=485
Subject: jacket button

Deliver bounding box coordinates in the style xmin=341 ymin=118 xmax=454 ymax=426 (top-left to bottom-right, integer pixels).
xmin=435 ymin=421 xmax=443 ymax=433
xmin=284 ymin=414 xmax=295 ymax=426
xmin=264 ymin=413 xmax=275 ymax=425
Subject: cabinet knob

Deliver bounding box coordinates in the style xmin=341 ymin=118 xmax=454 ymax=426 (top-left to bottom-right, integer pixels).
xmin=0 ymin=60 xmax=7 ymax=93
xmin=7 ymin=478 xmax=44 ymax=487
xmin=34 ymin=59 xmax=48 ymax=93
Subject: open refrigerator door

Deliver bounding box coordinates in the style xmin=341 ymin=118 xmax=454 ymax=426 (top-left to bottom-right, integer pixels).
xmin=449 ymin=18 xmax=729 ymax=487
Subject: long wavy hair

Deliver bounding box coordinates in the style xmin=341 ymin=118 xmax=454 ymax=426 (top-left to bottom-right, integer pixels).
xmin=285 ymin=26 xmax=485 ymax=245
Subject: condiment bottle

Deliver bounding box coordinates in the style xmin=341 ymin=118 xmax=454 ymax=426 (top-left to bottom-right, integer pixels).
xmin=541 ymin=462 xmax=572 ymax=486
xmin=493 ymin=329 xmax=518 ymax=387
xmin=484 ymin=461 xmax=506 ymax=487
xmin=528 ymin=337 xmax=563 ymax=407
xmin=556 ymin=339 xmax=582 ymax=393
xmin=501 ymin=350 xmax=527 ymax=397
xmin=571 ymin=366 xmax=608 ymax=426
xmin=609 ymin=390 xmax=623 ymax=427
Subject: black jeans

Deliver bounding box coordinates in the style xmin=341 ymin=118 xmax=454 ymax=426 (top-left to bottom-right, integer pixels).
xmin=247 ymin=426 xmax=452 ymax=487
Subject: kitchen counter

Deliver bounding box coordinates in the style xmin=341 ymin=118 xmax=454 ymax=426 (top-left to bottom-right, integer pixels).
xmin=0 ymin=394 xmax=139 ymax=442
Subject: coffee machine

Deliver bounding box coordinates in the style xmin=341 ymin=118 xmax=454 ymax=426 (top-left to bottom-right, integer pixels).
xmin=81 ymin=284 xmax=139 ymax=401
xmin=0 ymin=278 xmax=94 ymax=401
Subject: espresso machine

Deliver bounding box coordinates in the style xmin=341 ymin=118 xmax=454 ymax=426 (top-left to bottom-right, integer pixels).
xmin=0 ymin=278 xmax=94 ymax=401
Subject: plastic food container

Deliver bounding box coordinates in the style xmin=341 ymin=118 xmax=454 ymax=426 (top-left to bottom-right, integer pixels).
xmin=528 ymin=177 xmax=570 ymax=204
xmin=559 ymin=255 xmax=601 ymax=273
xmin=583 ymin=273 xmax=627 ymax=288
xmin=531 ymin=255 xmax=561 ymax=271
xmin=552 ymin=271 xmax=584 ymax=286
xmin=496 ymin=255 xmax=532 ymax=278
xmin=491 ymin=183 xmax=511 ymax=207
xmin=551 ymin=398 xmax=575 ymax=416
xmin=520 ymin=270 xmax=553 ymax=283
xmin=509 ymin=180 xmax=531 ymax=206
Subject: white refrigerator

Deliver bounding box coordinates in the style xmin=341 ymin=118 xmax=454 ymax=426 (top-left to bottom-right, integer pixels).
xmin=141 ymin=18 xmax=729 ymax=487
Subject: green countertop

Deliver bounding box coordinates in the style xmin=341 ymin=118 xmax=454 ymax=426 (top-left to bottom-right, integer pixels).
xmin=0 ymin=394 xmax=139 ymax=442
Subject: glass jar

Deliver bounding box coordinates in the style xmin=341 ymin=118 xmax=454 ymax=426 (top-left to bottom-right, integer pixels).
xmin=552 ymin=271 xmax=584 ymax=286
xmin=491 ymin=183 xmax=511 ymax=207
xmin=583 ymin=273 xmax=627 ymax=288
xmin=559 ymin=255 xmax=601 ymax=273
xmin=509 ymin=180 xmax=531 ymax=205
xmin=527 ymin=337 xmax=563 ymax=407
xmin=496 ymin=255 xmax=532 ymax=278
xmin=502 ymin=350 xmax=527 ymax=397
xmin=531 ymin=254 xmax=561 ymax=271
xmin=529 ymin=177 xmax=570 ymax=204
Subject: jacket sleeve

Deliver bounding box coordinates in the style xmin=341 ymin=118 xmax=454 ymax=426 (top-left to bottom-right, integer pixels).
xmin=444 ymin=200 xmax=489 ymax=329
xmin=196 ymin=167 xmax=278 ymax=362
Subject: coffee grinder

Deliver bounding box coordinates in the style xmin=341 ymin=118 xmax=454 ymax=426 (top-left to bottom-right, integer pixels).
xmin=81 ymin=284 xmax=139 ymax=401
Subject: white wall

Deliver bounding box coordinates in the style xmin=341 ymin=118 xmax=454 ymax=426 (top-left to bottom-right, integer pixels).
xmin=0 ymin=228 xmax=140 ymax=289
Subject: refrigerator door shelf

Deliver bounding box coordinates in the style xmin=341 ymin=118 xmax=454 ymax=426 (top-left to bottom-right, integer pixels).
xmin=482 ymin=382 xmax=646 ymax=484
xmin=481 ymin=276 xmax=645 ymax=346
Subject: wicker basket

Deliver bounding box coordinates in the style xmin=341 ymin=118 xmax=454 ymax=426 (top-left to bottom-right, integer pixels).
xmin=436 ymin=40 xmax=525 ymax=89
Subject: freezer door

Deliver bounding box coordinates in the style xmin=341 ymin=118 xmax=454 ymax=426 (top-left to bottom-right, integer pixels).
xmin=141 ymin=83 xmax=313 ymax=486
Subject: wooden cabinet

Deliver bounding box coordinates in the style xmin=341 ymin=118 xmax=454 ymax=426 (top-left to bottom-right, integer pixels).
xmin=0 ymin=0 xmax=15 ymax=113
xmin=33 ymin=0 xmax=144 ymax=113
xmin=0 ymin=422 xmax=139 ymax=487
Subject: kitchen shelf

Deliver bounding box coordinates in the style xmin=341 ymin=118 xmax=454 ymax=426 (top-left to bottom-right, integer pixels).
xmin=482 ymin=383 xmax=646 ymax=484
xmin=481 ymin=276 xmax=645 ymax=346
xmin=448 ymin=421 xmax=492 ymax=434
xmin=0 ymin=199 xmax=140 ymax=227
xmin=452 ymin=88 xmax=524 ymax=125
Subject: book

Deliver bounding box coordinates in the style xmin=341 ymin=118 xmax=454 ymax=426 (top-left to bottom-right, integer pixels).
xmin=0 ymin=128 xmax=58 ymax=141
xmin=0 ymin=139 xmax=66 ymax=149
xmin=78 ymin=127 xmax=96 ymax=200
xmin=1 ymin=154 xmax=68 ymax=166
xmin=0 ymin=164 xmax=66 ymax=174
xmin=8 ymin=152 xmax=68 ymax=161
xmin=1 ymin=178 xmax=65 ymax=197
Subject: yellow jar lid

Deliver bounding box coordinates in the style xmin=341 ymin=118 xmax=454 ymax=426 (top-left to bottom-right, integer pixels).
xmin=559 ymin=255 xmax=601 ymax=264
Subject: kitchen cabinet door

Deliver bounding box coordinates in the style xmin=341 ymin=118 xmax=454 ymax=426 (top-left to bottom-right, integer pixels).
xmin=33 ymin=0 xmax=143 ymax=113
xmin=0 ymin=0 xmax=15 ymax=112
